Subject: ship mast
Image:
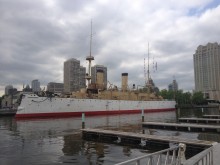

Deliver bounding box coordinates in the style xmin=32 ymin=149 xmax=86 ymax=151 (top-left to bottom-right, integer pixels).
xmin=147 ymin=43 xmax=150 ymax=85
xmin=85 ymin=20 xmax=94 ymax=87
xmin=147 ymin=43 xmax=151 ymax=93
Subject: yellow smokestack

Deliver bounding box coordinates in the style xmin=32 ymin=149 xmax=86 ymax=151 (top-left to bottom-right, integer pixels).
xmin=121 ymin=73 xmax=128 ymax=92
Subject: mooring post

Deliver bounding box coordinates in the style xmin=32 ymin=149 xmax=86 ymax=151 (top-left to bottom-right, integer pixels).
xmin=141 ymin=109 xmax=144 ymax=122
xmin=82 ymin=113 xmax=85 ymax=129
xmin=178 ymin=143 xmax=186 ymax=164
xmin=141 ymin=109 xmax=145 ymax=134
xmin=175 ymin=105 xmax=180 ymax=123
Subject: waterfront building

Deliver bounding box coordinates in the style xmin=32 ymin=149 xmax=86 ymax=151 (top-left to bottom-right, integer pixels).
xmin=79 ymin=66 xmax=86 ymax=89
xmin=193 ymin=42 xmax=220 ymax=101
xmin=23 ymin=85 xmax=32 ymax=92
xmin=5 ymin=85 xmax=13 ymax=95
xmin=91 ymin=65 xmax=107 ymax=89
xmin=168 ymin=79 xmax=178 ymax=92
xmin=47 ymin=82 xmax=64 ymax=94
xmin=64 ymin=58 xmax=86 ymax=93
xmin=31 ymin=79 xmax=40 ymax=92
xmin=2 ymin=89 xmax=20 ymax=108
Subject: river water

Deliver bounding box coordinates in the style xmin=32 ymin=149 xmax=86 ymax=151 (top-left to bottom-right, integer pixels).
xmin=0 ymin=109 xmax=220 ymax=165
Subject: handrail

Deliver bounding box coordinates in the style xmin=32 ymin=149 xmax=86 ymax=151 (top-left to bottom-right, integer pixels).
xmin=114 ymin=143 xmax=215 ymax=165
xmin=115 ymin=145 xmax=182 ymax=165
xmin=182 ymin=145 xmax=214 ymax=165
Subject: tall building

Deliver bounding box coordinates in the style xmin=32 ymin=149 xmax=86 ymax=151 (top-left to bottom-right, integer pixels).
xmin=91 ymin=65 xmax=107 ymax=89
xmin=193 ymin=42 xmax=220 ymax=100
xmin=79 ymin=66 xmax=86 ymax=89
xmin=168 ymin=79 xmax=178 ymax=92
xmin=47 ymin=82 xmax=64 ymax=94
xmin=64 ymin=58 xmax=86 ymax=93
xmin=31 ymin=79 xmax=40 ymax=92
xmin=5 ymin=85 xmax=13 ymax=95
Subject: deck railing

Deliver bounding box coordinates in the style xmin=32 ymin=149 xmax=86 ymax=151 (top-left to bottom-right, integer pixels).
xmin=182 ymin=145 xmax=214 ymax=165
xmin=115 ymin=143 xmax=216 ymax=165
xmin=115 ymin=143 xmax=186 ymax=165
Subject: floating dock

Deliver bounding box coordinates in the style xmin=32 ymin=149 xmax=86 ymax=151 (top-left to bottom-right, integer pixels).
xmin=179 ymin=117 xmax=220 ymax=124
xmin=203 ymin=115 xmax=220 ymax=119
xmin=82 ymin=128 xmax=215 ymax=157
xmin=142 ymin=121 xmax=220 ymax=133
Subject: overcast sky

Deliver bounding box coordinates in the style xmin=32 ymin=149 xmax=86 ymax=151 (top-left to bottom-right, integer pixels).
xmin=0 ymin=0 xmax=220 ymax=96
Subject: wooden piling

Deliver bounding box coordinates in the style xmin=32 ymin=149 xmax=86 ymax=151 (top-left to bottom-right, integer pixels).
xmin=82 ymin=113 xmax=85 ymax=129
xmin=141 ymin=109 xmax=145 ymax=134
xmin=141 ymin=109 xmax=144 ymax=122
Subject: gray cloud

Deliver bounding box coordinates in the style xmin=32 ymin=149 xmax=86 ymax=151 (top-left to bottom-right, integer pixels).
xmin=0 ymin=0 xmax=220 ymax=95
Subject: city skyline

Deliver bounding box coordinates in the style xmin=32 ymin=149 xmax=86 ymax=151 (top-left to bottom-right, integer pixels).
xmin=0 ymin=0 xmax=220 ymax=96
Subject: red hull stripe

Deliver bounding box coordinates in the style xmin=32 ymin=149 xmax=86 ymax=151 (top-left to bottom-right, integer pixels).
xmin=15 ymin=108 xmax=175 ymax=118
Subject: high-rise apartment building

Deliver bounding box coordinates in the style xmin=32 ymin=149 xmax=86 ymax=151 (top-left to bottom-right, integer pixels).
xmin=168 ymin=79 xmax=178 ymax=92
xmin=193 ymin=42 xmax=220 ymax=100
xmin=79 ymin=66 xmax=86 ymax=89
xmin=5 ymin=85 xmax=13 ymax=95
xmin=47 ymin=82 xmax=64 ymax=94
xmin=64 ymin=58 xmax=86 ymax=93
xmin=91 ymin=65 xmax=107 ymax=89
xmin=31 ymin=79 xmax=40 ymax=92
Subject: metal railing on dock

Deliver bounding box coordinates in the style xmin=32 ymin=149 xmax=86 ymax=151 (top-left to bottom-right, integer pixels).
xmin=115 ymin=144 xmax=186 ymax=165
xmin=115 ymin=144 xmax=216 ymax=165
xmin=183 ymin=145 xmax=214 ymax=165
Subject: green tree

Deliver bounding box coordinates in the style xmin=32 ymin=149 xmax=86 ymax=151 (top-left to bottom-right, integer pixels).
xmin=159 ymin=89 xmax=175 ymax=100
xmin=192 ymin=91 xmax=205 ymax=105
xmin=159 ymin=89 xmax=193 ymax=105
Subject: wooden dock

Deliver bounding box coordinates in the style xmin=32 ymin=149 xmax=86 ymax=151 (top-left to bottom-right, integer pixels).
xmin=203 ymin=115 xmax=220 ymax=119
xmin=179 ymin=117 xmax=220 ymax=124
xmin=142 ymin=121 xmax=220 ymax=133
xmin=0 ymin=108 xmax=17 ymax=116
xmin=82 ymin=128 xmax=215 ymax=157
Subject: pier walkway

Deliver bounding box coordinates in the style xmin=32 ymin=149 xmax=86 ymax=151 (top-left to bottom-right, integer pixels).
xmin=82 ymin=128 xmax=213 ymax=148
xmin=179 ymin=117 xmax=220 ymax=124
xmin=142 ymin=121 xmax=220 ymax=132
xmin=203 ymin=115 xmax=220 ymax=119
xmin=213 ymin=143 xmax=220 ymax=165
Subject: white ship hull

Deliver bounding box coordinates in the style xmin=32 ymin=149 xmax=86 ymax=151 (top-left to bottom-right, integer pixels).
xmin=16 ymin=94 xmax=176 ymax=118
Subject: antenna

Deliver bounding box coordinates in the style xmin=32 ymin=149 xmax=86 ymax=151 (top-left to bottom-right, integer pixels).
xmin=146 ymin=43 xmax=152 ymax=94
xmin=147 ymin=43 xmax=150 ymax=85
xmin=89 ymin=19 xmax=93 ymax=58
xmin=85 ymin=20 xmax=95 ymax=87
xmin=144 ymin=57 xmax=146 ymax=84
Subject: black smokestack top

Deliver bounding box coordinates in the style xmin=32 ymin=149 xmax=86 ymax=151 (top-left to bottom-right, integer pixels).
xmin=97 ymin=69 xmax=104 ymax=73
xmin=122 ymin=73 xmax=128 ymax=76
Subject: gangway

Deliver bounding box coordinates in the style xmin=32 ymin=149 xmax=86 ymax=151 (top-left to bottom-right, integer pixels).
xmin=115 ymin=143 xmax=186 ymax=165
xmin=115 ymin=143 xmax=217 ymax=165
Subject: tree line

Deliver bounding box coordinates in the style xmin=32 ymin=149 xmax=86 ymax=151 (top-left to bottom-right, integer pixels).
xmin=159 ymin=89 xmax=206 ymax=105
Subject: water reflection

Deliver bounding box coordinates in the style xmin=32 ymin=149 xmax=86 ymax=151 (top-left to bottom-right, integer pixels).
xmin=1 ymin=110 xmax=220 ymax=164
xmin=0 ymin=112 xmax=175 ymax=165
